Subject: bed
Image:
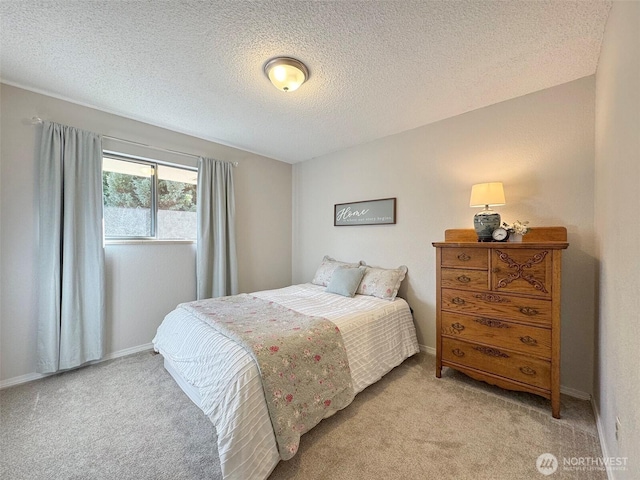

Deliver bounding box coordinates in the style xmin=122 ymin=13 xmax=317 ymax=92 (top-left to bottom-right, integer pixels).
xmin=153 ymin=274 xmax=419 ymax=480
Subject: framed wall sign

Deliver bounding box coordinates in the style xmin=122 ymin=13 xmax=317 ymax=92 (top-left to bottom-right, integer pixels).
xmin=334 ymin=197 xmax=396 ymax=226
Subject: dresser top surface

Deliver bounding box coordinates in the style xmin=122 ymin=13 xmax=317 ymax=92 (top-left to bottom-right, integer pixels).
xmin=433 ymin=227 xmax=568 ymax=249
xmin=432 ymin=241 xmax=569 ymax=249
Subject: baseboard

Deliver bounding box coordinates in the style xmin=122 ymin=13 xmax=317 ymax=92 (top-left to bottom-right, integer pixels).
xmin=0 ymin=371 xmax=50 ymax=390
xmin=419 ymin=344 xmax=436 ymax=355
xmin=591 ymin=396 xmax=615 ymax=480
xmin=0 ymin=343 xmax=154 ymax=390
xmin=101 ymin=342 xmax=154 ymax=361
xmin=560 ymin=385 xmax=591 ymax=400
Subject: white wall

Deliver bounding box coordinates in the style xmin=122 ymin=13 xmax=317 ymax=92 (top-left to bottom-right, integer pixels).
xmin=594 ymin=1 xmax=640 ymax=476
xmin=0 ymin=84 xmax=292 ymax=384
xmin=293 ymin=77 xmax=596 ymax=396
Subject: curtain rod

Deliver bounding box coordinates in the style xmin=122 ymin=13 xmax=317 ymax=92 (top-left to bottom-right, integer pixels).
xmin=30 ymin=117 xmax=238 ymax=167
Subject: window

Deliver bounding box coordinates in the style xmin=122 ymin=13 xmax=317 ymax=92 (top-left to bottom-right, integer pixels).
xmin=102 ymin=153 xmax=197 ymax=240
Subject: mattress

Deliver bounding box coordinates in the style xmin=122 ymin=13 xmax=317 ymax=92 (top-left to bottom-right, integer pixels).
xmin=153 ymin=283 xmax=419 ymax=480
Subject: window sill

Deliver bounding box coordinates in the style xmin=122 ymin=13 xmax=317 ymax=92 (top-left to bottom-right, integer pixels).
xmin=105 ymin=239 xmax=195 ymax=246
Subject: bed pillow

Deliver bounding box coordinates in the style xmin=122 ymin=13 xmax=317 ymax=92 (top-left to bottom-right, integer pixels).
xmin=326 ymin=266 xmax=367 ymax=298
xmin=312 ymin=255 xmax=362 ymax=287
xmin=357 ymin=264 xmax=408 ymax=301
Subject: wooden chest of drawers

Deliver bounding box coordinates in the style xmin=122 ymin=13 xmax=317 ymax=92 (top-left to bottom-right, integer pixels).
xmin=433 ymin=227 xmax=568 ymax=418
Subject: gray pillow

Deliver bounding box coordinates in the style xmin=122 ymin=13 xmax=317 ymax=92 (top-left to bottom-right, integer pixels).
xmin=326 ymin=266 xmax=367 ymax=297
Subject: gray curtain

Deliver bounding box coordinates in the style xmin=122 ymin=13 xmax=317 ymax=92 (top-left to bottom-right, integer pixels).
xmin=37 ymin=121 xmax=105 ymax=373
xmin=196 ymin=157 xmax=238 ymax=299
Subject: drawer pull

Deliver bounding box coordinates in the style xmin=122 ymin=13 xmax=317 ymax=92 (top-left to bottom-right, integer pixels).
xmin=452 ymin=349 xmax=465 ymax=357
xmin=457 ymin=253 xmax=471 ymax=261
xmin=451 ymin=297 xmax=466 ymax=305
xmin=473 ymin=346 xmax=509 ymax=358
xmin=520 ymin=366 xmax=537 ymax=376
xmin=520 ymin=336 xmax=538 ymax=346
xmin=457 ymin=275 xmax=471 ymax=284
xmin=475 ymin=318 xmax=509 ymax=329
xmin=519 ymin=307 xmax=539 ymax=316
xmin=451 ymin=322 xmax=465 ymax=332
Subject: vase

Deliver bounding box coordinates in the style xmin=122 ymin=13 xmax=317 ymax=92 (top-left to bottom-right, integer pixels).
xmin=509 ymin=233 xmax=523 ymax=243
xmin=473 ymin=210 xmax=501 ymax=242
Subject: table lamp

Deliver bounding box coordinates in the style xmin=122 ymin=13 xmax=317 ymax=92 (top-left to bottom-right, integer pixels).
xmin=470 ymin=182 xmax=505 ymax=242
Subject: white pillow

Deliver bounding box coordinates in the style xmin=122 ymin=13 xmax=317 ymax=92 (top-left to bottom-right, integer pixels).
xmin=357 ymin=264 xmax=408 ymax=301
xmin=311 ymin=255 xmax=362 ymax=287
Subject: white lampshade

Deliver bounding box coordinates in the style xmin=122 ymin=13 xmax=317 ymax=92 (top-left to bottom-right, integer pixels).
xmin=264 ymin=57 xmax=309 ymax=92
xmin=469 ymin=182 xmax=506 ymax=208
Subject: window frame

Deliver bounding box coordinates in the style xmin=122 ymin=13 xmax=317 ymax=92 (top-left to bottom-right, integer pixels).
xmin=102 ymin=150 xmax=197 ymax=242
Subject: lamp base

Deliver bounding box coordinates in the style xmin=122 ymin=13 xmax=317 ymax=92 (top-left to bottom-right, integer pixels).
xmin=473 ymin=210 xmax=501 ymax=242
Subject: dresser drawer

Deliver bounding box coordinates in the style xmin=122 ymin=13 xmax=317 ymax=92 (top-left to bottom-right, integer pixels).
xmin=440 ymin=312 xmax=551 ymax=358
xmin=441 ymin=248 xmax=488 ymax=269
xmin=441 ymin=268 xmax=488 ymax=290
xmin=442 ymin=337 xmax=551 ymax=390
xmin=441 ymin=288 xmax=552 ymax=325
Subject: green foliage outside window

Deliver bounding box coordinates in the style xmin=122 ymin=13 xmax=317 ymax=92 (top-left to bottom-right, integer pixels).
xmin=158 ymin=179 xmax=196 ymax=212
xmin=103 ymin=172 xmax=150 ymax=208
xmin=103 ymin=172 xmax=196 ymax=212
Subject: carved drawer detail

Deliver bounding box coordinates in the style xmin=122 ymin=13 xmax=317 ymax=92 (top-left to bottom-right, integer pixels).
xmin=473 ymin=346 xmax=509 ymax=358
xmin=491 ymin=249 xmax=552 ymax=298
xmin=474 ymin=318 xmax=509 ymax=328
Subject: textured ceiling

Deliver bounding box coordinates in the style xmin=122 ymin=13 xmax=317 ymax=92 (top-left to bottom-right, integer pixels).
xmin=0 ymin=1 xmax=611 ymax=163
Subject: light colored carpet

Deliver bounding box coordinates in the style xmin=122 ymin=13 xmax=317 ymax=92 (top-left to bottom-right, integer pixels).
xmin=1 ymin=351 xmax=606 ymax=479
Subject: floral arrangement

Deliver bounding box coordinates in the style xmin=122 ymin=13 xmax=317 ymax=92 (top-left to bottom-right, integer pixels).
xmin=503 ymin=220 xmax=530 ymax=236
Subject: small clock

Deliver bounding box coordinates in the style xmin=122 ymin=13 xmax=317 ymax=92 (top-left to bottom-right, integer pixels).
xmin=491 ymin=227 xmax=510 ymax=242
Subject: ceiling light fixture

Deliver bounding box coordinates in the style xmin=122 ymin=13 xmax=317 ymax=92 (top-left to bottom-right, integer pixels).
xmin=264 ymin=57 xmax=309 ymax=93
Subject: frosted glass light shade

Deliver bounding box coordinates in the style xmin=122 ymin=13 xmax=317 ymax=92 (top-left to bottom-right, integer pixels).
xmin=264 ymin=57 xmax=309 ymax=92
xmin=469 ymin=182 xmax=506 ymax=207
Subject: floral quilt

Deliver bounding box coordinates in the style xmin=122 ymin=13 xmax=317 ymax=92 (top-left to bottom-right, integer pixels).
xmin=181 ymin=294 xmax=355 ymax=460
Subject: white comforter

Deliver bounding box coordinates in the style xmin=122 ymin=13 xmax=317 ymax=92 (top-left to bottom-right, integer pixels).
xmin=152 ymin=283 xmax=419 ymax=480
